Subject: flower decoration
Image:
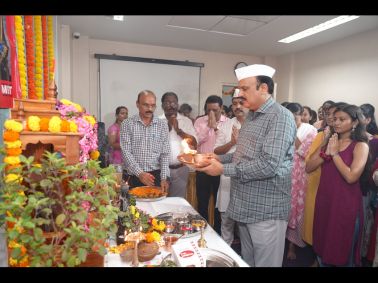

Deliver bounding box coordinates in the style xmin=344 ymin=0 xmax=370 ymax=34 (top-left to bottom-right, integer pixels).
xmin=34 ymin=16 xmax=43 ymax=99
xmin=27 ymin=116 xmax=41 ymax=131
xmin=3 ymin=119 xmax=23 ymax=184
xmin=41 ymin=16 xmax=49 ymax=99
xmin=15 ymin=16 xmax=28 ymax=99
xmin=39 ymin=117 xmax=50 ymax=131
xmin=47 ymin=16 xmax=55 ymax=83
xmin=48 ymin=116 xmax=62 ymax=133
xmin=25 ymin=16 xmax=36 ymax=99
xmin=57 ymin=99 xmax=98 ymax=162
xmin=119 ymin=204 xmax=166 ymax=244
xmin=90 ymin=150 xmax=100 ymax=160
xmin=4 ymin=119 xmax=24 ymax=132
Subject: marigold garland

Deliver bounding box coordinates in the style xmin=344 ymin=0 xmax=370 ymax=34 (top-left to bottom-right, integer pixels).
xmin=41 ymin=16 xmax=49 ymax=99
xmin=4 ymin=156 xmax=21 ymax=165
xmin=24 ymin=16 xmax=36 ymax=99
xmin=39 ymin=117 xmax=50 ymax=131
xmin=5 ymin=173 xmax=23 ymax=183
xmin=3 ymin=130 xmax=20 ymax=142
xmin=4 ymin=140 xmax=22 ymax=149
xmin=6 ymin=148 xmax=22 ymax=156
xmin=47 ymin=16 xmax=55 ymax=83
xmin=4 ymin=120 xmax=23 ymax=132
xmin=48 ymin=116 xmax=61 ymax=133
xmin=27 ymin=116 xmax=41 ymax=131
xmin=34 ymin=16 xmax=43 ymax=99
xmin=15 ymin=16 xmax=28 ymax=99
xmin=60 ymin=119 xmax=70 ymax=132
xmin=69 ymin=121 xmax=78 ymax=132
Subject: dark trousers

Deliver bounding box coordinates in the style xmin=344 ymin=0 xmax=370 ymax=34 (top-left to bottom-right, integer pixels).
xmin=196 ymin=172 xmax=221 ymax=235
xmin=128 ymin=170 xmax=161 ymax=189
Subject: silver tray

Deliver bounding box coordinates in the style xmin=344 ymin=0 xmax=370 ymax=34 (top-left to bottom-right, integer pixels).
xmin=156 ymin=212 xmax=207 ymax=239
xmin=160 ymin=248 xmax=239 ymax=267
xmin=200 ymin=248 xmax=239 ymax=267
xmin=135 ymin=195 xmax=166 ymax=202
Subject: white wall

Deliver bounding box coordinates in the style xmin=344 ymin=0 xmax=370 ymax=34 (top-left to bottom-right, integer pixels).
xmin=58 ymin=24 xmax=378 ymax=122
xmin=58 ymin=34 xmax=264 ymax=121
xmin=276 ymin=28 xmax=378 ymax=113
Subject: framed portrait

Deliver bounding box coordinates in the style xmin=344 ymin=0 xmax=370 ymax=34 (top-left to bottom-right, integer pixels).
xmin=222 ymin=84 xmax=237 ymax=108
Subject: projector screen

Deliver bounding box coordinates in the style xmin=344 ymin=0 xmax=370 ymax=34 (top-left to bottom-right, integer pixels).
xmin=97 ymin=55 xmax=203 ymax=131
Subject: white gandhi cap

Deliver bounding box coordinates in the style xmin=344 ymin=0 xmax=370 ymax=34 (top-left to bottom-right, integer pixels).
xmin=235 ymin=64 xmax=276 ymax=81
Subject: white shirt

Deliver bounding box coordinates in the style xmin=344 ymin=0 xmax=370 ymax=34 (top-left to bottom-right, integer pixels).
xmin=159 ymin=113 xmax=198 ymax=165
xmin=214 ymin=117 xmax=241 ymax=212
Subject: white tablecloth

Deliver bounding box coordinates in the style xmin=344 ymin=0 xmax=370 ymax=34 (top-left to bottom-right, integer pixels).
xmin=105 ymin=197 xmax=249 ymax=267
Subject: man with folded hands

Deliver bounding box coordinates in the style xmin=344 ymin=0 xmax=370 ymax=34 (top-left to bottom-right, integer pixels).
xmin=159 ymin=92 xmax=197 ymax=198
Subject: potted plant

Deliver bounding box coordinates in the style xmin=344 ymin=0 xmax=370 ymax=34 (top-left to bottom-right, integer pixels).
xmin=0 ymin=151 xmax=120 ymax=267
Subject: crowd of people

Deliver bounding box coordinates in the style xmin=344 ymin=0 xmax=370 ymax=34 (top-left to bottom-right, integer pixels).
xmin=102 ymin=64 xmax=378 ymax=267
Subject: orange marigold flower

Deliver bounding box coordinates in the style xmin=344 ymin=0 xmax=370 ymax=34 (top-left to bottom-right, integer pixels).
xmin=61 ymin=120 xmax=70 ymax=132
xmin=3 ymin=131 xmax=20 ymax=142
xmin=19 ymin=256 xmax=29 ymax=267
xmin=20 ymin=245 xmax=27 ymax=255
xmin=6 ymin=164 xmax=22 ymax=171
xmin=6 ymin=148 xmax=22 ymax=156
xmin=90 ymin=150 xmax=100 ymax=160
xmin=39 ymin=117 xmax=50 ymax=131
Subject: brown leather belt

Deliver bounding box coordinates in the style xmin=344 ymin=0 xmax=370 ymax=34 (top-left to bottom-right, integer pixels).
xmin=169 ymin=163 xmax=184 ymax=170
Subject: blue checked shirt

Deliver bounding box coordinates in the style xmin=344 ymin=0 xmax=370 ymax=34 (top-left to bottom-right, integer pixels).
xmin=221 ymin=97 xmax=297 ymax=224
xmin=120 ymin=114 xmax=170 ymax=180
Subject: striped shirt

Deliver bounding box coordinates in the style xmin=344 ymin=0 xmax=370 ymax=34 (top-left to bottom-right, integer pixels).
xmin=221 ymin=97 xmax=297 ymax=224
xmin=120 ymin=114 xmax=170 ymax=180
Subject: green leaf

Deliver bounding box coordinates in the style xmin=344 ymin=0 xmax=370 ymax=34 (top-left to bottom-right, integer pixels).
xmin=56 ymin=214 xmax=66 ymax=226
xmin=34 ymin=227 xmax=43 ymax=241
xmin=40 ymin=179 xmax=53 ymax=189
xmin=46 ymin=259 xmax=53 ymax=267
xmin=20 ymin=233 xmax=33 ymax=243
xmin=67 ymin=256 xmax=77 ymax=267
xmin=23 ymin=221 xmax=35 ymax=229
xmin=11 ymin=247 xmax=21 ymax=259
xmin=78 ymin=248 xmax=87 ymax=263
xmin=8 ymin=229 xmax=19 ymax=240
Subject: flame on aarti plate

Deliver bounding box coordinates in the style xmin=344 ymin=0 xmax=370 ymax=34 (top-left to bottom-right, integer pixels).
xmin=181 ymin=138 xmax=197 ymax=155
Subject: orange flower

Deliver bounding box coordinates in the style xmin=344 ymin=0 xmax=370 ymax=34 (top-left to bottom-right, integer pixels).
xmin=39 ymin=117 xmax=50 ymax=131
xmin=60 ymin=120 xmax=70 ymax=132
xmin=42 ymin=16 xmax=49 ymax=99
xmin=6 ymin=148 xmax=22 ymax=156
xmin=25 ymin=16 xmax=36 ymax=99
xmin=3 ymin=131 xmax=20 ymax=142
xmin=6 ymin=164 xmax=22 ymax=171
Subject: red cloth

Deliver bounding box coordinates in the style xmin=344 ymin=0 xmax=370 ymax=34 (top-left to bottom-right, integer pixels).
xmin=313 ymin=142 xmax=364 ymax=266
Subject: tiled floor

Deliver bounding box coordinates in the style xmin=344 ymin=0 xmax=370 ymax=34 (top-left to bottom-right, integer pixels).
xmin=230 ymin=238 xmax=318 ymax=267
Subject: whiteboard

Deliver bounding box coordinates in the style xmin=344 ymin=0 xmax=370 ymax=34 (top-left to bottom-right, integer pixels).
xmin=98 ymin=57 xmax=202 ymax=131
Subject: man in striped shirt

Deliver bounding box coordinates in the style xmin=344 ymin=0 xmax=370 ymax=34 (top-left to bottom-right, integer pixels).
xmin=120 ymin=90 xmax=170 ymax=193
xmin=197 ymin=65 xmax=296 ymax=267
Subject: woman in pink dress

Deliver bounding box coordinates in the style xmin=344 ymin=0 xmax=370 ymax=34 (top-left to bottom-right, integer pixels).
xmin=107 ymin=106 xmax=128 ymax=165
xmin=285 ymin=103 xmax=317 ymax=260
xmin=306 ymin=104 xmax=370 ymax=266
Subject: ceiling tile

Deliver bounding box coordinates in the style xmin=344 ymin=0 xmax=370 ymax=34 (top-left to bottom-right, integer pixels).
xmin=167 ymin=16 xmax=225 ymax=30
xmin=210 ymin=17 xmax=266 ymax=36
xmin=229 ymin=16 xmax=279 ymax=23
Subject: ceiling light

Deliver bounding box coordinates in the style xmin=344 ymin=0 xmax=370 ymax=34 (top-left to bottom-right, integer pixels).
xmin=278 ymin=16 xmax=360 ymax=43
xmin=113 ymin=16 xmax=124 ymax=21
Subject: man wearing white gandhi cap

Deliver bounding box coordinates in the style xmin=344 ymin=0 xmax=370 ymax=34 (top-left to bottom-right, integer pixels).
xmin=197 ymin=64 xmax=297 ymax=267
